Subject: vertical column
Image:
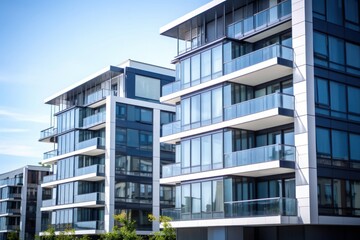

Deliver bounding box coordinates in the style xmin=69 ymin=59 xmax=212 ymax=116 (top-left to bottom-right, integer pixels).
xmin=20 ymin=168 xmax=28 ymax=240
xmin=152 ymin=109 xmax=161 ymax=232
xmin=35 ymin=184 xmax=43 ymax=237
xmin=292 ymin=0 xmax=318 ymax=224
xmin=105 ymin=96 xmax=116 ymax=232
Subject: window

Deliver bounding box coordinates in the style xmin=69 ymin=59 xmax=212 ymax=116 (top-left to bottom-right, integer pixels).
xmin=212 ymin=45 xmax=223 ymax=78
xmin=182 ymin=58 xmax=191 ymax=88
xmin=201 ymin=50 xmax=212 ymax=82
xmin=182 ymin=184 xmax=191 ymax=217
xmin=201 ymin=135 xmax=212 ymax=171
xmin=316 ymin=78 xmax=329 ymax=106
xmin=330 ymin=81 xmax=346 ymax=117
xmin=191 ymin=55 xmax=201 ymax=85
xmin=316 ymin=127 xmax=331 ymax=157
xmin=348 ymin=87 xmax=360 ymax=116
xmin=135 ymin=75 xmax=160 ymax=101
xmin=350 ymin=134 xmax=360 ymax=161
xmin=191 ymin=183 xmax=201 ymax=219
xmin=191 ymin=138 xmax=201 ymax=171
xmin=344 ymin=0 xmax=359 ymax=30
xmin=328 ymin=36 xmax=345 ymax=70
xmin=313 ymin=0 xmax=325 ymax=19
xmin=212 ymin=87 xmax=223 ymax=123
xmin=313 ymin=32 xmax=328 ymax=67
xmin=332 ymin=130 xmax=348 ymax=160
xmin=212 ymin=180 xmax=224 ymax=215
xmin=326 ymin=0 xmax=343 ymax=25
xmin=212 ymin=133 xmax=223 ymax=169
xmin=201 ymin=181 xmax=212 ymax=217
xmin=201 ymin=91 xmax=211 ymax=126
xmin=346 ymin=43 xmax=360 ymax=74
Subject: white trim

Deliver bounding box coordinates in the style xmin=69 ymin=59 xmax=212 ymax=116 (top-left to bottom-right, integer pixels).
xmin=41 ymin=146 xmax=105 ymax=164
xmin=41 ymin=201 xmax=104 ymax=211
xmin=41 ymin=173 xmax=105 ymax=188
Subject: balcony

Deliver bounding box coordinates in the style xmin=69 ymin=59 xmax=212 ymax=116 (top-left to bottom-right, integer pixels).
xmin=74 ymin=221 xmax=104 ymax=230
xmin=162 ymin=197 xmax=297 ymax=223
xmin=39 ymin=127 xmax=57 ymax=142
xmin=43 ymin=149 xmax=58 ymax=160
xmin=161 ymin=93 xmax=294 ymax=143
xmin=162 ymin=144 xmax=295 ymax=183
xmin=161 ymin=44 xmax=293 ymax=104
xmin=82 ymin=111 xmax=106 ymax=130
xmin=84 ymin=89 xmax=115 ymax=108
xmin=42 ymin=174 xmax=56 ymax=184
xmin=42 ymin=138 xmax=105 ymax=164
xmin=42 ymin=199 xmax=56 ymax=208
xmin=75 ymin=164 xmax=105 ymax=178
xmin=0 ymin=193 xmax=22 ymax=200
xmin=0 ymin=178 xmax=23 ymax=187
xmin=227 ymin=0 xmax=291 ymax=43
xmin=74 ymin=192 xmax=105 ymax=204
xmin=0 ymin=208 xmax=21 ymax=216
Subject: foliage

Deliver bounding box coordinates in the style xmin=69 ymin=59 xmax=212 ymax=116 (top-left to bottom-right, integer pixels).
xmin=148 ymin=214 xmax=176 ymax=240
xmin=36 ymin=226 xmax=91 ymax=240
xmin=7 ymin=230 xmax=20 ymax=240
xmin=100 ymin=213 xmax=142 ymax=240
xmin=56 ymin=228 xmax=76 ymax=240
xmin=41 ymin=226 xmax=56 ymax=240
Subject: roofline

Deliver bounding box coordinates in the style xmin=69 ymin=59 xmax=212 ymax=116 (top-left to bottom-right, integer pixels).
xmin=0 ymin=165 xmax=50 ymax=177
xmin=159 ymin=0 xmax=226 ymax=36
xmin=44 ymin=65 xmax=122 ymax=104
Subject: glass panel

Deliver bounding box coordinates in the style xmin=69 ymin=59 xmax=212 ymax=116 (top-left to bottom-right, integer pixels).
xmin=201 ymin=50 xmax=211 ymax=82
xmin=191 ymin=138 xmax=201 ymax=171
xmin=191 ymin=55 xmax=201 ymax=85
xmin=135 ymin=75 xmax=160 ymax=101
xmin=345 ymin=0 xmax=359 ymax=23
xmin=202 ymin=181 xmax=212 ymax=218
xmin=316 ymin=127 xmax=331 ymax=156
xmin=191 ymin=95 xmax=200 ymax=127
xmin=350 ymin=134 xmax=360 ymax=161
xmin=182 ymin=98 xmax=190 ymax=129
xmin=181 ymin=185 xmax=191 ymax=219
xmin=332 ymin=130 xmax=348 ymax=160
xmin=201 ymin=135 xmax=212 ymax=171
xmin=212 ymin=180 xmax=224 ymax=213
xmin=212 ymin=45 xmax=223 ymax=78
xmin=326 ymin=0 xmax=343 ymax=25
xmin=330 ymin=81 xmax=346 ymax=116
xmin=182 ymin=140 xmax=191 ymax=173
xmin=348 ymin=86 xmax=360 ymax=115
xmin=191 ymin=183 xmax=201 ymax=219
xmin=212 ymin=133 xmax=223 ymax=169
xmin=182 ymin=58 xmax=191 ymax=88
xmin=201 ymin=91 xmax=212 ymax=126
xmin=329 ymin=36 xmax=345 ymax=70
xmin=346 ymin=42 xmax=360 ymax=69
xmin=212 ymin=88 xmax=223 ymax=123
xmin=316 ymin=78 xmax=329 ymax=106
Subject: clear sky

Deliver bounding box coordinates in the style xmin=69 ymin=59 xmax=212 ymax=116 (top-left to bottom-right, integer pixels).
xmin=0 ymin=0 xmax=210 ymax=174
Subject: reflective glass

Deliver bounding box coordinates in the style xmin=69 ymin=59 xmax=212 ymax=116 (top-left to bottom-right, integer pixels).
xmin=326 ymin=0 xmax=343 ymax=25
xmin=332 ymin=130 xmax=348 ymax=160
xmin=316 ymin=127 xmax=331 ymax=156
xmin=350 ymin=134 xmax=360 ymax=161
xmin=348 ymin=86 xmax=360 ymax=114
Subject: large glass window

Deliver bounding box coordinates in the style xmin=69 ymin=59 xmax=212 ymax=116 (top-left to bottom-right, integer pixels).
xmin=345 ymin=0 xmax=359 ymax=30
xmin=212 ymin=87 xmax=223 ymax=123
xmin=316 ymin=127 xmax=331 ymax=157
xmin=201 ymin=135 xmax=212 ymax=171
xmin=182 ymin=58 xmax=191 ymax=88
xmin=201 ymin=181 xmax=212 ymax=218
xmin=191 ymin=183 xmax=201 ymax=219
xmin=348 ymin=86 xmax=360 ymax=116
xmin=326 ymin=0 xmax=343 ymax=25
xmin=212 ymin=133 xmax=223 ymax=169
xmin=332 ymin=130 xmax=348 ymax=160
xmin=328 ymin=36 xmax=345 ymax=70
xmin=212 ymin=45 xmax=223 ymax=78
xmin=181 ymin=184 xmax=191 ymax=218
xmin=191 ymin=95 xmax=201 ymax=128
xmin=346 ymin=43 xmax=360 ymax=73
xmin=191 ymin=138 xmax=201 ymax=171
xmin=135 ymin=75 xmax=160 ymax=101
xmin=350 ymin=134 xmax=360 ymax=161
xmin=191 ymin=55 xmax=201 ymax=86
xmin=212 ymin=180 xmax=224 ymax=216
xmin=201 ymin=50 xmax=212 ymax=82
xmin=316 ymin=78 xmax=329 ymax=106
xmin=201 ymin=91 xmax=211 ymax=126
xmin=330 ymin=81 xmax=346 ymax=117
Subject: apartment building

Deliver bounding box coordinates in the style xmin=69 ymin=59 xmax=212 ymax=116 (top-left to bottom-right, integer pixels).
xmin=0 ymin=165 xmax=50 ymax=240
xmin=159 ymin=0 xmax=360 ymax=239
xmin=39 ymin=60 xmax=176 ymax=236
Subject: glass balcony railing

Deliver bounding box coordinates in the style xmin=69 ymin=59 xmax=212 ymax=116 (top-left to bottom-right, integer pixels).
xmin=162 ymin=121 xmax=181 ymax=136
xmin=224 ymin=44 xmax=293 ymax=75
xmin=162 ymin=208 xmax=181 ymax=221
xmin=7 ymin=193 xmax=21 ymax=199
xmin=162 ymin=198 xmax=297 ymax=221
xmin=83 ymin=111 xmax=106 ymax=128
xmin=162 ymin=81 xmax=181 ymax=97
xmin=43 ymin=149 xmax=58 ymax=159
xmin=42 ymin=199 xmax=56 ymax=208
xmin=162 ymin=93 xmax=294 ymax=138
xmin=0 ymin=177 xmax=23 ymax=186
xmin=0 ymin=208 xmax=21 ymax=215
xmin=42 ymin=174 xmax=56 ymax=184
xmin=224 ymin=93 xmax=294 ymax=121
xmin=84 ymin=89 xmax=115 ymax=106
xmin=224 ymin=197 xmax=297 ymax=218
xmin=75 ymin=164 xmax=105 ymax=177
xmin=227 ymin=0 xmax=291 ymax=39
xmin=75 ymin=137 xmax=105 ymax=151
xmin=40 ymin=127 xmax=57 ymax=139
xmin=162 ymin=144 xmax=295 ymax=178
xmin=74 ymin=192 xmax=105 ymax=203
xmin=74 ymin=221 xmax=104 ymax=230
xmin=224 ymin=144 xmax=295 ymax=168
xmin=162 ymin=163 xmax=181 ymax=178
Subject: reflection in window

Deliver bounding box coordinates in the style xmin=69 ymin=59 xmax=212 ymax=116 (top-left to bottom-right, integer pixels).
xmin=135 ymin=75 xmax=160 ymax=101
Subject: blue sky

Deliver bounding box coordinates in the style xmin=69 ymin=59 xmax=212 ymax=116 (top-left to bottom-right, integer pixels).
xmin=0 ymin=0 xmax=210 ymax=173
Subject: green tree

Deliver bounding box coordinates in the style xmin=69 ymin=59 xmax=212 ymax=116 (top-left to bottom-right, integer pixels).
xmin=148 ymin=215 xmax=176 ymax=240
xmin=7 ymin=230 xmax=19 ymax=240
xmin=57 ymin=227 xmax=76 ymax=240
xmin=100 ymin=213 xmax=142 ymax=240
xmin=41 ymin=226 xmax=56 ymax=240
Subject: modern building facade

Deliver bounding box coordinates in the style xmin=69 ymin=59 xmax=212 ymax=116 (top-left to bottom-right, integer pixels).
xmin=159 ymin=0 xmax=360 ymax=239
xmin=0 ymin=165 xmax=50 ymax=240
xmin=39 ymin=60 xmax=176 ymax=236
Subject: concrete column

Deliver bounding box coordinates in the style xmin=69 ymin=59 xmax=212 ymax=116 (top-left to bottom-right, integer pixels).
xmin=152 ymin=109 xmax=161 ymax=232
xmin=105 ymin=96 xmax=116 ymax=232
xmin=20 ymin=167 xmax=28 ymax=240
xmin=292 ymin=0 xmax=318 ymax=224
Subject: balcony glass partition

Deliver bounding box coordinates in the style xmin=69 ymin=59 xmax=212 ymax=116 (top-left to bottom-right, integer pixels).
xmin=83 ymin=111 xmax=106 ymax=128
xmin=224 ymin=44 xmax=293 ymax=75
xmin=43 ymin=149 xmax=58 ymax=159
xmin=75 ymin=164 xmax=105 ymax=177
xmin=75 ymin=137 xmax=105 ymax=151
xmin=74 ymin=221 xmax=104 ymax=230
xmin=227 ymin=0 xmax=291 ymax=39
xmin=224 ymin=197 xmax=297 ymax=217
xmin=42 ymin=174 xmax=56 ymax=184
xmin=42 ymin=199 xmax=56 ymax=208
xmin=0 ymin=177 xmax=23 ymax=186
xmin=40 ymin=127 xmax=57 ymax=139
xmin=84 ymin=89 xmax=115 ymax=106
xmin=224 ymin=93 xmax=294 ymax=121
xmin=74 ymin=192 xmax=105 ymax=203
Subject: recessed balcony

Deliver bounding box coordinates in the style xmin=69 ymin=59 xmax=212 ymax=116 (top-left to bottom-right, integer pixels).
xmin=161 ymin=93 xmax=294 ymax=144
xmin=162 ymin=197 xmax=297 ymax=226
xmin=84 ymin=89 xmax=115 ymax=108
xmin=161 ymin=144 xmax=295 ymax=184
xmin=161 ymin=44 xmax=293 ymax=105
xmin=0 ymin=178 xmax=23 ymax=187
xmin=39 ymin=127 xmax=57 ymax=143
xmin=42 ymin=137 xmax=105 ymax=164
xmin=41 ymin=193 xmax=105 ymax=211
xmin=0 ymin=193 xmax=21 ymax=202
xmin=74 ymin=192 xmax=105 ymax=205
xmin=227 ymin=0 xmax=291 ymax=43
xmin=82 ymin=111 xmax=106 ymax=130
